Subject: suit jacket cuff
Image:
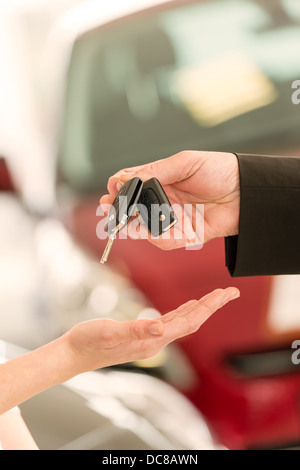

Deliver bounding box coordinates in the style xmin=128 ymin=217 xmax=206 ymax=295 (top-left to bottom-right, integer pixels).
xmin=225 ymin=153 xmax=300 ymax=277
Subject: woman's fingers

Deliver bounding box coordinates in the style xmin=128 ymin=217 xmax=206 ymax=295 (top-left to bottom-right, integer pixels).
xmin=113 ymin=288 xmax=239 ymax=348
xmin=161 ymin=288 xmax=240 ymax=343
xmin=161 ymin=299 xmax=200 ymax=324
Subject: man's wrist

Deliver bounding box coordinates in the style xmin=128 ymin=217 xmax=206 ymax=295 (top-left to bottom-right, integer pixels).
xmin=225 ymin=154 xmax=300 ymax=276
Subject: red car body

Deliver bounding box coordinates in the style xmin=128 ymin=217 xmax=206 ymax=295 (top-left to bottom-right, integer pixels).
xmin=0 ymin=158 xmax=14 ymax=192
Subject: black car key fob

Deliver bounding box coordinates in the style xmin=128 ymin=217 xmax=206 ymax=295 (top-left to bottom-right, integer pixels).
xmin=104 ymin=177 xmax=143 ymax=235
xmin=101 ymin=176 xmax=177 ymax=264
xmin=101 ymin=177 xmax=143 ymax=264
xmin=138 ymin=178 xmax=177 ymax=237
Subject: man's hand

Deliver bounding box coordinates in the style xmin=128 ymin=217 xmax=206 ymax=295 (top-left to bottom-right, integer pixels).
xmin=100 ymin=151 xmax=240 ymax=250
xmin=66 ymin=287 xmax=240 ymax=374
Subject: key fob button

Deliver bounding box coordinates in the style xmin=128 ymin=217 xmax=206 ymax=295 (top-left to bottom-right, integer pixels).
xmin=139 ymin=178 xmax=177 ymax=237
xmin=141 ymin=189 xmax=157 ymax=205
xmin=150 ymin=201 xmax=160 ymax=217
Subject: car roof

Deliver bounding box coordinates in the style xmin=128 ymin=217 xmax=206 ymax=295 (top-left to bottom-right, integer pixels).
xmin=56 ymin=0 xmax=175 ymax=38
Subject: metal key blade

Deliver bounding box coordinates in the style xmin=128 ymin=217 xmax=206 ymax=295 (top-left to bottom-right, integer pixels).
xmin=100 ymin=214 xmax=129 ymax=264
xmin=100 ymin=235 xmax=116 ymax=264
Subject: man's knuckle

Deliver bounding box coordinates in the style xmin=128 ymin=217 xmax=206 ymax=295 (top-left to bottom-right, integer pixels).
xmin=147 ymin=162 xmax=158 ymax=175
xmin=160 ymin=244 xmax=171 ymax=251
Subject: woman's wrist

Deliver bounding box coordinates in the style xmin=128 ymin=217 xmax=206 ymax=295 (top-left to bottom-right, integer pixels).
xmin=0 ymin=334 xmax=80 ymax=415
xmin=60 ymin=330 xmax=94 ymax=376
xmin=47 ymin=333 xmax=86 ymax=381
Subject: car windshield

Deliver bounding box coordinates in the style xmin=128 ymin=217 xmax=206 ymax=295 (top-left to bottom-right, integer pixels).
xmin=59 ymin=0 xmax=300 ymax=193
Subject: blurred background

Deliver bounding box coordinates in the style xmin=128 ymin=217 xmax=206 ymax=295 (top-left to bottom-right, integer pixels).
xmin=1 ymin=0 xmax=300 ymax=450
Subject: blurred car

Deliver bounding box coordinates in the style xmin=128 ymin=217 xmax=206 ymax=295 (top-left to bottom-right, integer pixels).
xmin=44 ymin=0 xmax=300 ymax=450
xmin=2 ymin=0 xmax=300 ymax=451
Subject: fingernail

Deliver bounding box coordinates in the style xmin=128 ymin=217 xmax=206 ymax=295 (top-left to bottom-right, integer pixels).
xmin=222 ymin=290 xmax=240 ymax=306
xmin=229 ymin=290 xmax=240 ymax=300
xmin=119 ymin=172 xmax=136 ymax=181
xmin=149 ymin=322 xmax=163 ymax=336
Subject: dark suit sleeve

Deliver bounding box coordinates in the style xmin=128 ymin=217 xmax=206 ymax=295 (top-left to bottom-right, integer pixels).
xmin=225 ymin=154 xmax=300 ymax=277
